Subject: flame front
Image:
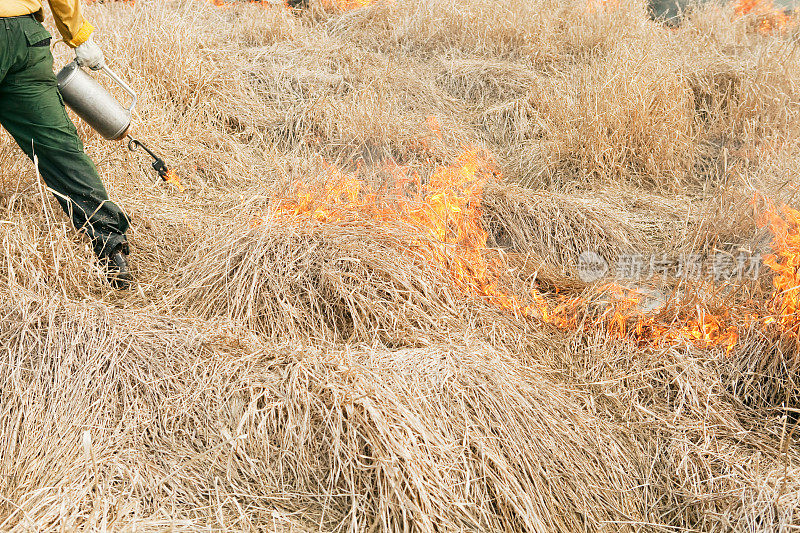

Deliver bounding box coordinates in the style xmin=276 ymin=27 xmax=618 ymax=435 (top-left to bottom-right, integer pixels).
xmin=261 ymin=152 xmax=746 ymax=352
xmin=761 ymin=202 xmax=800 ymax=332
xmin=267 ymin=148 xmax=512 ymax=311
xmin=260 ymin=120 xmax=800 ymax=354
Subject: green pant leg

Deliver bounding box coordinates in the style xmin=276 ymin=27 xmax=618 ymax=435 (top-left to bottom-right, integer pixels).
xmin=0 ymin=16 xmax=129 ymax=258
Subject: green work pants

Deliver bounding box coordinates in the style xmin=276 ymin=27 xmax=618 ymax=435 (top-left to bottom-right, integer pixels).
xmin=0 ymin=14 xmax=129 ymax=258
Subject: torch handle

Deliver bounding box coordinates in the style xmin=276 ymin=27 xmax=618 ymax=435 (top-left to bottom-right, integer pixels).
xmin=101 ymin=64 xmax=137 ymax=113
xmin=56 ymin=38 xmax=138 ymax=113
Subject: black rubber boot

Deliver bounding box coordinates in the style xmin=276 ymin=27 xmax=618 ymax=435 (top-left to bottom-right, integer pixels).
xmin=103 ymin=246 xmax=132 ymax=290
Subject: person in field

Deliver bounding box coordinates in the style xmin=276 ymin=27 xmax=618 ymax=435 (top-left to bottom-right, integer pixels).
xmin=0 ymin=0 xmax=131 ymax=288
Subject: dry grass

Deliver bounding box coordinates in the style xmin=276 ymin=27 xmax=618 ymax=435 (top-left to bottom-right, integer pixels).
xmin=173 ymin=217 xmax=476 ymax=345
xmin=1 ymin=0 xmax=800 ymax=530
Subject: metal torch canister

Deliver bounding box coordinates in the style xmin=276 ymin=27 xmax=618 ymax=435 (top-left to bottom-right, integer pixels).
xmin=56 ymin=61 xmax=137 ymax=141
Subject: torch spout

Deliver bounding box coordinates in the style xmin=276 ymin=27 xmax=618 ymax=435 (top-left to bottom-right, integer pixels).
xmin=126 ymin=135 xmax=184 ymax=191
xmin=126 ymin=135 xmax=170 ymax=180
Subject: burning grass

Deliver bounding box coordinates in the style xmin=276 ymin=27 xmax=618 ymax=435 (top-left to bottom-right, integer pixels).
xmin=176 ymin=141 xmax=799 ymax=357
xmin=734 ymin=0 xmax=799 ymax=33
xmin=2 ymin=0 xmax=800 ymax=530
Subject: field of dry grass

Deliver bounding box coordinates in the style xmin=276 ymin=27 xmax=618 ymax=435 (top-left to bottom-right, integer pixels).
xmin=2 ymin=0 xmax=800 ymax=530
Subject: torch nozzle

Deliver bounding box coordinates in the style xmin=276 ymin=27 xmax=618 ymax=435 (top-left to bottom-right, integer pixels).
xmin=126 ymin=135 xmax=185 ymax=191
xmin=127 ymin=135 xmax=170 ymax=181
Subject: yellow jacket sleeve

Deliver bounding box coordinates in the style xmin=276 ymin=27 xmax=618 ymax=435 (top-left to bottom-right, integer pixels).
xmin=46 ymin=0 xmax=94 ymax=47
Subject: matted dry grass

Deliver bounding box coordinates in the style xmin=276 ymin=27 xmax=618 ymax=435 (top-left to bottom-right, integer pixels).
xmin=0 ymin=293 xmax=649 ymax=531
xmin=1 ymin=0 xmax=800 ymax=530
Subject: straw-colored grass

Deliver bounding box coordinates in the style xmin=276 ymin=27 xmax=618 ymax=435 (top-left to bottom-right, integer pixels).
xmin=1 ymin=0 xmax=800 ymax=530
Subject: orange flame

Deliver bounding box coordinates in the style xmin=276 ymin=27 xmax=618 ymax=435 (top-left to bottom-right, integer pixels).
xmin=207 ymin=0 xmax=237 ymax=7
xmin=759 ymin=201 xmax=800 ymax=332
xmin=256 ymin=120 xmax=800 ymax=354
xmin=257 ymin=145 xmax=744 ymax=352
xmin=575 ymin=200 xmax=800 ymax=350
xmin=320 ymin=0 xmax=384 ymax=9
xmin=734 ymin=0 xmax=797 ymax=34
xmin=198 ymin=0 xmax=384 ymax=8
xmin=201 ymin=0 xmax=290 ymax=9
xmin=263 ymin=148 xmax=516 ymax=312
xmin=99 ymin=0 xmax=387 ymax=10
xmin=163 ymin=170 xmax=184 ymax=192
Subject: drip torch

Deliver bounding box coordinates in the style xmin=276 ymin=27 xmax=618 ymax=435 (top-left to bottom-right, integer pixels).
xmin=55 ymin=60 xmax=179 ymax=188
